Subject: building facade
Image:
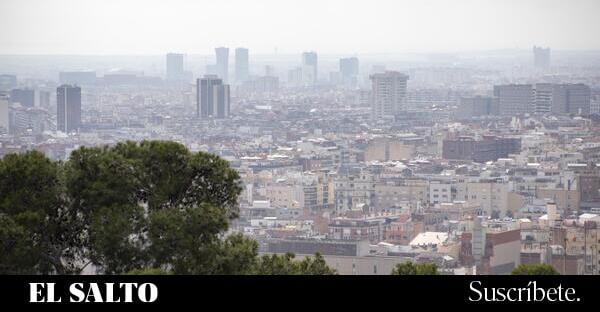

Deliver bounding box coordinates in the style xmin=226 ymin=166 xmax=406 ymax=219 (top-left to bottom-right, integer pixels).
xmin=56 ymin=84 xmax=81 ymax=133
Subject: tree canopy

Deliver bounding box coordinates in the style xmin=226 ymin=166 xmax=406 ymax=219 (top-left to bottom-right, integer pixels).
xmin=511 ymin=264 xmax=560 ymax=275
xmin=0 ymin=141 xmax=336 ymax=275
xmin=252 ymin=253 xmax=337 ymax=275
xmin=391 ymin=262 xmax=439 ymax=275
xmin=0 ymin=151 xmax=83 ymax=274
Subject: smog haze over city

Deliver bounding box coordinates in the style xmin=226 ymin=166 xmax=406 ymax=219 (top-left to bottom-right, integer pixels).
xmin=1 ymin=0 xmax=600 ymax=282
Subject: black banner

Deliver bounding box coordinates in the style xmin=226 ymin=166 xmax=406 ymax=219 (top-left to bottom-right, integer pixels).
xmin=0 ymin=275 xmax=597 ymax=309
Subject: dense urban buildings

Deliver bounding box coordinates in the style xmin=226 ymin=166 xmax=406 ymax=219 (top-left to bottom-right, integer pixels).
xmin=2 ymin=47 xmax=600 ymax=275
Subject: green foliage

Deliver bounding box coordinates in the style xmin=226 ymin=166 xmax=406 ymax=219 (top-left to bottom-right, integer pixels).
xmin=252 ymin=252 xmax=337 ymax=275
xmin=64 ymin=140 xmax=244 ymax=274
xmin=0 ymin=151 xmax=83 ymax=274
xmin=391 ymin=262 xmax=439 ymax=275
xmin=511 ymin=264 xmax=560 ymax=275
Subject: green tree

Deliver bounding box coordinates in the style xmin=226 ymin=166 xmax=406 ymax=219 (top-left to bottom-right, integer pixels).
xmin=391 ymin=262 xmax=439 ymax=275
xmin=0 ymin=151 xmax=83 ymax=274
xmin=252 ymin=252 xmax=337 ymax=275
xmin=511 ymin=264 xmax=559 ymax=275
xmin=64 ymin=140 xmax=247 ymax=274
xmin=295 ymin=253 xmax=337 ymax=275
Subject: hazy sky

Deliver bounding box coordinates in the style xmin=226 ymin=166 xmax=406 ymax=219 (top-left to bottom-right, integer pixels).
xmin=1 ymin=0 xmax=599 ymax=55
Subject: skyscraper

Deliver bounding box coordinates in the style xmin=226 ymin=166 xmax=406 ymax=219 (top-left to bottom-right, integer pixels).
xmin=0 ymin=93 xmax=9 ymax=133
xmin=214 ymin=84 xmax=230 ymax=118
xmin=166 ymin=53 xmax=184 ymax=81
xmin=533 ymin=46 xmax=551 ymax=69
xmin=197 ymin=75 xmax=230 ymax=119
xmin=302 ymin=51 xmax=318 ymax=86
xmin=339 ymin=57 xmax=359 ymax=88
xmin=370 ymin=71 xmax=409 ymax=119
xmin=56 ymin=84 xmax=81 ymax=133
xmin=215 ymin=47 xmax=229 ymax=83
xmin=235 ymin=48 xmax=249 ymax=83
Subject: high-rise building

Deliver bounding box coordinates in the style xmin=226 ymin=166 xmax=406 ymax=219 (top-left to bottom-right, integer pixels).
xmin=56 ymin=85 xmax=81 ymax=133
xmin=214 ymin=83 xmax=230 ymax=118
xmin=302 ymin=51 xmax=318 ymax=86
xmin=235 ymin=48 xmax=249 ymax=83
xmin=197 ymin=75 xmax=230 ymax=119
xmin=591 ymin=91 xmax=600 ymax=115
xmin=166 ymin=53 xmax=185 ymax=81
xmin=533 ymin=46 xmax=551 ymax=69
xmin=534 ymin=83 xmax=554 ymax=113
xmin=339 ymin=57 xmax=359 ymax=88
xmin=493 ymin=84 xmax=534 ymax=116
xmin=9 ymin=88 xmax=35 ymax=107
xmin=0 ymin=93 xmax=9 ymax=133
xmin=551 ymin=83 xmax=591 ymax=115
xmin=534 ymin=83 xmax=591 ymax=115
xmin=370 ymin=71 xmax=409 ymax=119
xmin=215 ymin=47 xmax=229 ymax=83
